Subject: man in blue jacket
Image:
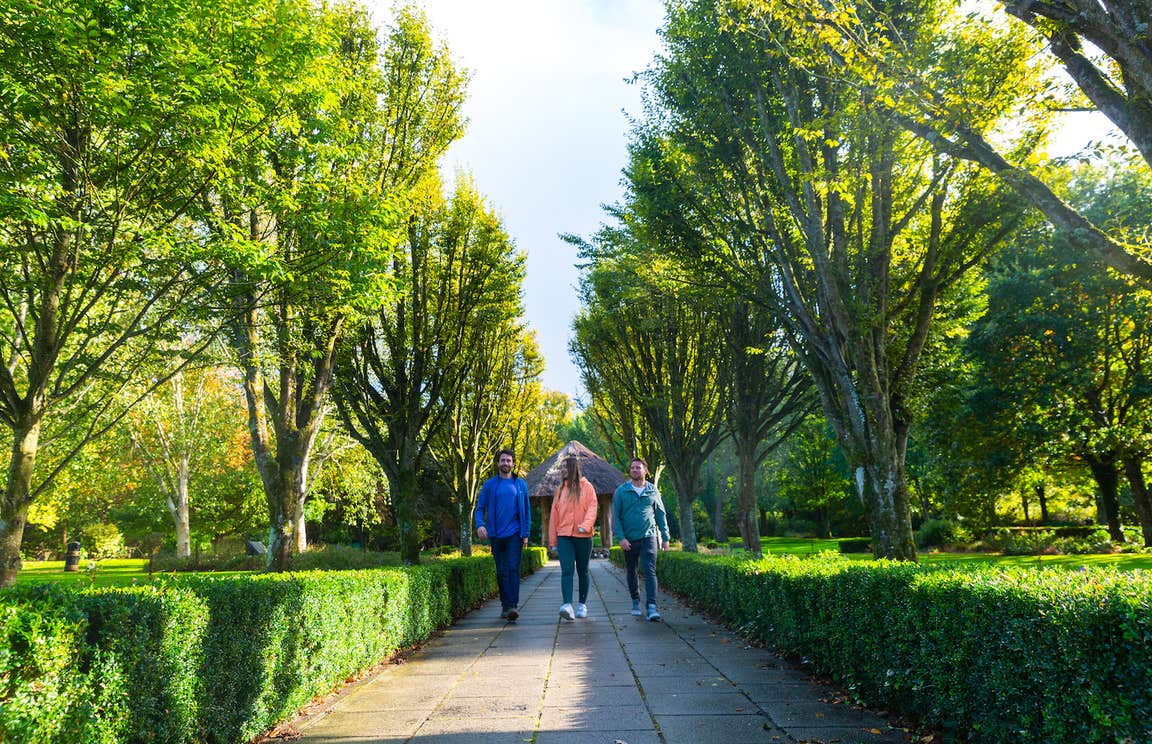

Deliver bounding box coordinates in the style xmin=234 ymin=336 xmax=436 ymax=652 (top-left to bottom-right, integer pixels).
xmin=475 ymin=448 xmax=531 ymax=622
xmin=613 ymin=457 xmax=670 ymax=621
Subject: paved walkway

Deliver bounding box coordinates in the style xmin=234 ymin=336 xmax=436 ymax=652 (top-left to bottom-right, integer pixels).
xmin=295 ymin=559 xmax=911 ymax=744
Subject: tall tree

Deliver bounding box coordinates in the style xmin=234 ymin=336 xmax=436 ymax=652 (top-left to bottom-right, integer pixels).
xmin=0 ymin=0 xmax=269 ymax=583
xmin=625 ymin=0 xmax=1033 ymax=558
xmin=212 ymin=5 xmax=467 ymax=569
xmin=753 ymin=0 xmax=1152 ymax=280
xmin=335 ymin=178 xmax=524 ymax=564
xmin=432 ymin=326 xmax=542 ymax=556
xmin=723 ymin=302 xmax=815 ymax=556
xmin=572 ymin=230 xmax=729 ymax=551
xmin=125 ymin=365 xmax=248 ymax=558
xmin=965 ymin=163 xmax=1152 ymax=543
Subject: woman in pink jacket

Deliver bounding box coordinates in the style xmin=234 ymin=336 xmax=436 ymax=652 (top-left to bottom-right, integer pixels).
xmin=549 ymin=455 xmax=599 ymax=621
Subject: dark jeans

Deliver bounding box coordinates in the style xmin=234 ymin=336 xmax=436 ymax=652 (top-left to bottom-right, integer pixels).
xmin=623 ymin=535 xmax=658 ymax=607
xmin=490 ymin=535 xmax=523 ymax=610
xmin=557 ymin=536 xmax=592 ymax=605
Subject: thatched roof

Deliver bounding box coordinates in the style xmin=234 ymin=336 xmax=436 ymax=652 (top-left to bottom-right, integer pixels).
xmin=525 ymin=440 xmax=627 ymax=499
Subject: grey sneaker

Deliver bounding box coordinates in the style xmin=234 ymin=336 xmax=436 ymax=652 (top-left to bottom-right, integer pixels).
xmin=506 ymin=608 xmax=519 ymax=622
xmin=559 ymin=603 xmax=575 ymax=621
xmin=630 ymin=599 xmax=642 ymax=616
xmin=574 ymin=602 xmax=588 ymax=619
xmin=646 ymin=604 xmax=661 ymax=622
xmin=500 ymin=609 xmax=509 ymax=619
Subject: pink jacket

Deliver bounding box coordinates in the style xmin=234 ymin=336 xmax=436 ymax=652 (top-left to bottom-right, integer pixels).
xmin=549 ymin=478 xmax=598 ymax=546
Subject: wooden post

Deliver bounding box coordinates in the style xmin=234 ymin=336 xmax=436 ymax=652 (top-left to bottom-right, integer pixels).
xmin=541 ymin=495 xmax=552 ymax=552
xmin=598 ymin=494 xmax=613 ymax=549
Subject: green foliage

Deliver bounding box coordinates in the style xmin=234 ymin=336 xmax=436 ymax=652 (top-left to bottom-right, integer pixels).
xmin=616 ymin=550 xmax=1152 ymax=742
xmin=80 ymin=524 xmax=126 ymax=560
xmin=0 ymin=551 xmax=547 ymax=742
xmin=915 ymin=518 xmax=971 ymax=549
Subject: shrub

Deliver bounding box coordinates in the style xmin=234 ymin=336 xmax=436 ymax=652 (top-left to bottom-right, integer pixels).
xmin=837 ymin=537 xmax=871 ymax=554
xmin=82 ymin=524 xmax=127 ymax=560
xmin=0 ymin=550 xmax=547 ymax=744
xmin=915 ymin=518 xmax=969 ymax=549
xmin=615 ymin=550 xmax=1152 ymax=743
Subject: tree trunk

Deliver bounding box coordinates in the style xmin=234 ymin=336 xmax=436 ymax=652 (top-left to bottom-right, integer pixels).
xmin=670 ymin=468 xmax=699 ymax=552
xmin=261 ymin=430 xmax=312 ymax=571
xmin=294 ymin=508 xmax=307 ymax=553
xmin=172 ymin=456 xmax=191 ymax=558
xmin=1021 ymin=487 xmax=1031 ymax=526
xmin=1035 ymin=483 xmax=1050 ymax=524
xmin=735 ymin=445 xmax=762 ymax=556
xmin=458 ymin=499 xmax=473 ymax=556
xmin=1123 ymin=456 xmax=1152 ymax=547
xmin=0 ymin=421 xmax=41 ymax=586
xmin=854 ymin=454 xmax=918 ymax=561
xmin=1086 ymin=455 xmax=1125 ymax=543
xmin=392 ymin=467 xmax=422 ymax=565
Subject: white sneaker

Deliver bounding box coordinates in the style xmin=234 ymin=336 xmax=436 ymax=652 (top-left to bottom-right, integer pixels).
xmin=646 ymin=604 xmax=661 ymax=622
xmin=559 ymin=603 xmax=575 ymax=621
xmin=630 ymin=599 xmax=642 ymax=616
xmin=575 ymin=602 xmax=588 ymax=618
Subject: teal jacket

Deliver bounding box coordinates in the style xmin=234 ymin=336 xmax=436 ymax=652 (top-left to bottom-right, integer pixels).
xmin=612 ymin=480 xmax=670 ymax=542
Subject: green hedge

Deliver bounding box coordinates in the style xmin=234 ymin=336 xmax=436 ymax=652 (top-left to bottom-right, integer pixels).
xmin=612 ymin=549 xmax=1152 ymax=743
xmin=0 ymin=548 xmax=546 ymax=743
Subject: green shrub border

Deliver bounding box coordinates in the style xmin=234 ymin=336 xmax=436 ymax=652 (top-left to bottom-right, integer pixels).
xmin=610 ymin=547 xmax=1152 ymax=743
xmin=0 ymin=547 xmax=546 ymax=743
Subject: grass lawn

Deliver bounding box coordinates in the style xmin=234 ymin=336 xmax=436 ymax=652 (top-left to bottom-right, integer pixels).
xmin=14 ymin=558 xmax=248 ymax=588
xmin=746 ymin=536 xmax=1152 ymax=570
xmin=11 ymin=538 xmax=1152 ymax=591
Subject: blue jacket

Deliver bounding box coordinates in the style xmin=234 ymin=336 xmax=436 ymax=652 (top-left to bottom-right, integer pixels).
xmin=475 ymin=475 xmax=531 ymax=539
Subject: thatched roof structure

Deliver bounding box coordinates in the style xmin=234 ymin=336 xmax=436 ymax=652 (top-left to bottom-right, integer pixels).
xmin=525 ymin=440 xmax=627 ymax=500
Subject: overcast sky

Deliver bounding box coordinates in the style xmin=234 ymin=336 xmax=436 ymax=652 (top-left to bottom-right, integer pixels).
xmin=362 ymin=1 xmax=1119 ymax=405
xmin=363 ymin=0 xmax=667 ymax=403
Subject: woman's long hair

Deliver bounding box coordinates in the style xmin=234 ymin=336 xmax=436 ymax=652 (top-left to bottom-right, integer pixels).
xmin=561 ymin=456 xmax=582 ymax=497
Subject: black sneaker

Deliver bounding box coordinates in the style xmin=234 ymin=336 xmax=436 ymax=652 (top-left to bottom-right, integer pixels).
xmin=506 ymin=608 xmax=519 ymax=622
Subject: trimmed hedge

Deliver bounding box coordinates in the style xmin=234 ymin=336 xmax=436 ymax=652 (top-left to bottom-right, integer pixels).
xmin=0 ymin=547 xmax=546 ymax=743
xmin=611 ymin=548 xmax=1152 ymax=743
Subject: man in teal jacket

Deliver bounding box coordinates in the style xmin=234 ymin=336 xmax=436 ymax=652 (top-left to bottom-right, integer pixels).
xmin=612 ymin=457 xmax=670 ymax=621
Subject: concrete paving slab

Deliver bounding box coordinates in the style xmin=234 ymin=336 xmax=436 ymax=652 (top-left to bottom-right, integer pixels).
xmin=542 ymin=681 xmax=645 ymax=707
xmin=539 ymin=704 xmax=656 ymax=732
xmin=645 ymin=690 xmax=759 ymax=715
xmin=294 ymin=559 xmax=917 ymax=744
xmin=653 ymin=713 xmax=787 ymax=743
xmin=534 ymin=731 xmax=662 ymax=744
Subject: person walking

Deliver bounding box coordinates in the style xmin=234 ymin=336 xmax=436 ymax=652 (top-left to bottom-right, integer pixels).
xmin=475 ymin=448 xmax=531 ymax=622
xmin=613 ymin=457 xmax=670 ymax=621
xmin=548 ymin=455 xmax=599 ymax=621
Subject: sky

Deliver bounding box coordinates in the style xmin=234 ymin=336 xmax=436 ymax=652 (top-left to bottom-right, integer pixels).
xmin=362 ymin=1 xmax=1120 ymax=404
xmin=365 ymin=0 xmax=667 ymax=403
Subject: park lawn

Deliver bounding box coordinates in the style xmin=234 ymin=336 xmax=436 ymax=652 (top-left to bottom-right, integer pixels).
xmin=754 ymin=536 xmax=1152 ymax=570
xmin=14 ymin=558 xmax=249 ymax=588
xmin=13 ymin=540 xmax=1152 ymax=591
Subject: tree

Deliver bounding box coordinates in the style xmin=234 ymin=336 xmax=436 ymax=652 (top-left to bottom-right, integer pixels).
xmin=212 ymin=5 xmax=466 ymax=570
xmin=624 ymin=0 xmax=1033 ymax=558
xmin=572 ymin=228 xmax=729 ymax=551
xmin=0 ymin=0 xmax=270 ymax=584
xmin=965 ymin=162 xmax=1152 ymax=543
xmin=722 ymin=302 xmax=815 ymax=555
xmin=749 ymin=0 xmax=1152 ymax=280
xmin=774 ymin=416 xmax=856 ymax=538
xmin=124 ymin=365 xmax=249 ymax=557
xmin=335 ymin=178 xmax=524 ymax=564
xmin=432 ymin=326 xmax=543 ymax=556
